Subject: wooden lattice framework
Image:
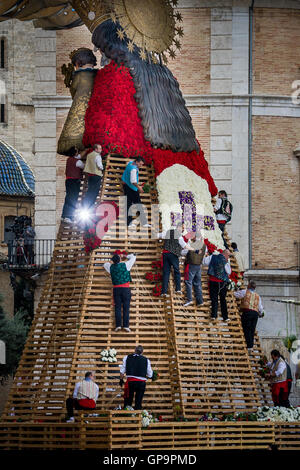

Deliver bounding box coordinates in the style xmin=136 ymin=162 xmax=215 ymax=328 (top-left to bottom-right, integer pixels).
xmin=0 ymin=155 xmax=276 ymax=449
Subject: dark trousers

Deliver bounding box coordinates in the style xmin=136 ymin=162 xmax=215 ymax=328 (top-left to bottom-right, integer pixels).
xmin=209 ymin=280 xmax=228 ymax=319
xmin=66 ymin=398 xmax=91 ymax=418
xmin=241 ymin=310 xmax=259 ymax=348
xmin=82 ymin=175 xmax=102 ymax=210
xmin=25 ymin=244 xmax=34 ymax=264
xmin=113 ymin=287 xmax=131 ymax=328
xmin=162 ymin=252 xmax=181 ymax=294
xmin=123 ymin=184 xmax=147 ymax=226
xmin=125 ymin=381 xmax=146 ymax=410
xmin=217 ymin=222 xmax=229 ymax=249
xmin=62 ymin=178 xmax=81 ymax=219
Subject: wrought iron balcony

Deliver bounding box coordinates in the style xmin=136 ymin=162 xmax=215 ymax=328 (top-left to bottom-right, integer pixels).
xmin=1 ymin=239 xmax=55 ymax=271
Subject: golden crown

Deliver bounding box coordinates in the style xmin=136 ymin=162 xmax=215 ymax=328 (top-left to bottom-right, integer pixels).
xmin=70 ymin=0 xmax=183 ymax=64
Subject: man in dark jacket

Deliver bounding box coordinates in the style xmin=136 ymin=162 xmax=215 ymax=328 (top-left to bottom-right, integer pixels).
xmin=119 ymin=345 xmax=153 ymax=410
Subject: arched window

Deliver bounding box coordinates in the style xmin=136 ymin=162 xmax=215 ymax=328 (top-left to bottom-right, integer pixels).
xmin=0 ymin=37 xmax=7 ymax=69
xmin=0 ymin=36 xmax=7 ymax=124
xmin=0 ymin=101 xmax=5 ymax=123
xmin=4 ymin=216 xmax=16 ymax=243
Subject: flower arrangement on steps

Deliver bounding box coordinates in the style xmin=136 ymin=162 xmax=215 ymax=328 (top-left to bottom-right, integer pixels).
xmin=143 ymin=407 xmax=300 ymax=425
xmin=228 ymin=271 xmax=242 ymax=292
xmin=144 ymin=260 xmax=163 ymax=297
xmin=100 ymin=347 xmax=117 ymax=363
xmin=258 ymin=356 xmax=269 ymax=378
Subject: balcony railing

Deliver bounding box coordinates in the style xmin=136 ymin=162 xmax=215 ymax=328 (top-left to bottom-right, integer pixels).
xmin=3 ymin=239 xmax=55 ymax=270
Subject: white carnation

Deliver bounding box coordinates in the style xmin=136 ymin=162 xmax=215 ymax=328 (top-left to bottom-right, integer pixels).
xmin=142 ymin=417 xmax=150 ymax=428
xmin=156 ymin=165 xmax=225 ymax=250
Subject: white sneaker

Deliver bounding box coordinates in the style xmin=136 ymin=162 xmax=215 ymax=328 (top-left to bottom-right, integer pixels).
xmin=224 ymin=318 xmax=230 ymax=323
xmin=175 ymin=291 xmax=182 ymax=294
xmin=66 ymin=417 xmax=75 ymax=423
xmin=142 ymin=224 xmax=151 ymax=228
xmin=114 ymin=327 xmax=121 ymax=332
xmin=184 ymin=301 xmax=192 ymax=307
xmin=123 ymin=327 xmax=131 ymax=332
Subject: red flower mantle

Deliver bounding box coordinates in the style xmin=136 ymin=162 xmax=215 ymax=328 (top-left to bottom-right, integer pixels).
xmin=83 ymin=61 xmax=218 ymax=196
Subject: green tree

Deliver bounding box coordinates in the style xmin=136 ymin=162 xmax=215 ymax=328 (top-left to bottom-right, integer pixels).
xmin=0 ymin=293 xmax=4 ymax=321
xmin=0 ymin=309 xmax=30 ymax=383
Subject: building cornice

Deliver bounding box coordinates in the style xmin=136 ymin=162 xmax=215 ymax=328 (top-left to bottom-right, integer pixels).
xmin=177 ymin=0 xmax=300 ymax=9
xmin=32 ymin=94 xmax=300 ymax=118
xmin=245 ymin=269 xmax=299 ymax=281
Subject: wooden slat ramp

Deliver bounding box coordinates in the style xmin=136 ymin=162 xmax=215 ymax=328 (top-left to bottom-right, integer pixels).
xmin=2 ymin=154 xmax=271 ymax=426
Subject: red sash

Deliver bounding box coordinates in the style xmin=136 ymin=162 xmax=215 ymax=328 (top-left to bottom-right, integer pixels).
xmin=78 ymin=398 xmax=96 ymax=409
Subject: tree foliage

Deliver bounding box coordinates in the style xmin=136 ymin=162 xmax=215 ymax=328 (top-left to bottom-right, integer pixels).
xmin=0 ymin=309 xmax=30 ymax=383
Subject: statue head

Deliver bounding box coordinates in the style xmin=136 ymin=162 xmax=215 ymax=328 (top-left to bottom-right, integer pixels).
xmin=70 ymin=48 xmax=97 ymax=70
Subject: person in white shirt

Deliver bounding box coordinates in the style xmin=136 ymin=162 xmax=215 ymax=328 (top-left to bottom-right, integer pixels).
xmin=66 ymin=371 xmax=99 ymax=422
xmin=267 ymin=350 xmax=288 ymax=407
xmin=104 ymin=251 xmax=136 ymax=332
xmin=231 ymin=242 xmax=246 ymax=275
xmin=203 ymin=249 xmax=231 ymax=321
xmin=213 ymin=190 xmax=232 ymax=249
xmin=119 ymin=345 xmax=153 ymax=410
xmin=82 ymin=143 xmax=104 ymax=211
xmin=234 ymin=280 xmax=264 ymax=351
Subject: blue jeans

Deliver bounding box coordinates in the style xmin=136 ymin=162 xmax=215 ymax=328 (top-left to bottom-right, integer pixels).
xmin=185 ymin=264 xmax=203 ymax=304
xmin=161 ymin=252 xmax=181 ymax=294
xmin=113 ymin=287 xmax=131 ymax=328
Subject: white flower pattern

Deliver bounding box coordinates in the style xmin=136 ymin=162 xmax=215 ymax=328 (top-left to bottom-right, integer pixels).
xmin=156 ymin=165 xmax=224 ymax=249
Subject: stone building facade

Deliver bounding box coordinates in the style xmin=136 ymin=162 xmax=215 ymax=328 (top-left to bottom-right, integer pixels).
xmin=0 ymin=0 xmax=299 ymax=404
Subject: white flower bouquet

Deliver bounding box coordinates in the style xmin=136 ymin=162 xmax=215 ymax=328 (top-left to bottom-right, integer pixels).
xmin=100 ymin=347 xmax=117 ymax=363
xmin=141 ymin=409 xmax=153 ymax=428
xmin=257 ymin=406 xmax=300 ymax=422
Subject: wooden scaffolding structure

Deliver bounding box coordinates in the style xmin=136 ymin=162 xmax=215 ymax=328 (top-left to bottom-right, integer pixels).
xmin=1 ymin=155 xmax=274 ymax=448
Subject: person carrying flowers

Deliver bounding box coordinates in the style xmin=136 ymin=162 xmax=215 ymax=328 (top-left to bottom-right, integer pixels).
xmin=103 ymin=250 xmax=136 ymax=332
xmin=267 ymin=349 xmax=289 ymax=407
